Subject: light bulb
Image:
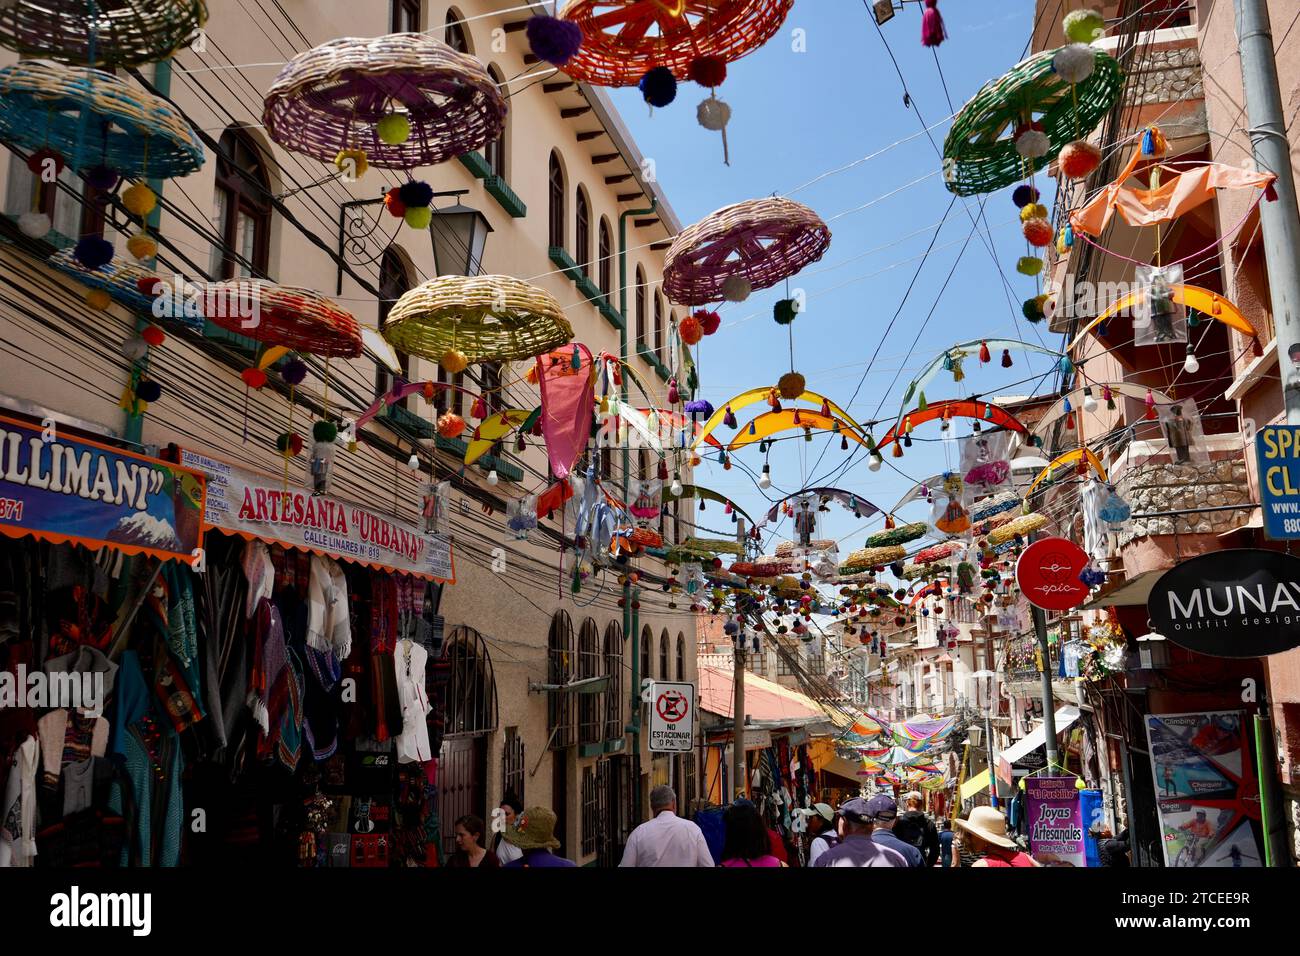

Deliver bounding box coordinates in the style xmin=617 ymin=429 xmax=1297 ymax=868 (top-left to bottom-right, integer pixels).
xmin=1184 ymin=352 xmax=1200 ymax=374
xmin=758 ymin=464 xmax=772 ymax=490
xmin=868 ymin=454 xmax=882 ymax=472
xmin=1082 ymin=387 xmax=1098 ymax=413
xmin=670 ymin=476 xmax=683 ymax=496
xmin=487 ymin=469 xmax=499 ymax=486
xmin=407 ymin=453 xmax=420 ymax=470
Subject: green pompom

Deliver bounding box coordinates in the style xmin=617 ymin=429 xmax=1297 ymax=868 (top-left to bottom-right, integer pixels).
xmin=313 ymin=420 xmax=339 ymax=443
xmin=275 ymin=431 xmax=302 ymax=456
xmin=773 ymin=298 xmax=798 ymax=325
xmin=404 ymin=205 xmax=433 ymax=229
xmin=377 ymin=113 xmax=411 ymax=146
xmin=1064 ymin=8 xmax=1104 ymax=44
xmin=1022 ymin=297 xmax=1045 ymax=322
xmin=1016 ymin=256 xmax=1043 ymax=276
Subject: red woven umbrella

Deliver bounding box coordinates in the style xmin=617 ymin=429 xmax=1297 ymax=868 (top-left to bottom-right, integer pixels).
xmin=558 ymin=0 xmax=793 ymax=86
xmin=201 ymin=282 xmax=362 ymax=358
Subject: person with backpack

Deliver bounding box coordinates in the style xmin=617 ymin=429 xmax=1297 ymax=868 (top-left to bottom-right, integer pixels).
xmin=894 ymin=791 xmax=941 ymax=867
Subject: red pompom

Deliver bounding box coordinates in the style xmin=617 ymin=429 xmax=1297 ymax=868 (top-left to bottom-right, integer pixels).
xmin=1059 ymin=140 xmax=1102 ymax=180
xmin=1022 ymin=217 xmax=1053 ymax=247
xmin=137 ymin=277 xmax=163 ymax=297
xmin=140 ymin=326 xmax=165 ymax=347
xmin=241 ymin=367 xmax=268 ymax=389
xmin=687 ymin=56 xmax=727 ymax=88
xmin=695 ymin=309 xmax=722 ymax=335
xmin=384 ymin=187 xmax=406 ymax=219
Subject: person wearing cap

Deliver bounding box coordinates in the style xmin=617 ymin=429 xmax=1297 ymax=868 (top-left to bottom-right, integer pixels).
xmin=812 ymin=797 xmax=908 ymax=868
xmin=863 ymin=794 xmax=924 ymax=867
xmin=894 ymin=790 xmax=941 ymax=867
xmin=619 ymin=785 xmax=715 ymax=867
xmin=500 ymin=806 xmax=577 ymax=867
xmin=796 ymin=802 xmax=838 ymax=866
xmin=956 ymin=806 xmax=1039 ymax=867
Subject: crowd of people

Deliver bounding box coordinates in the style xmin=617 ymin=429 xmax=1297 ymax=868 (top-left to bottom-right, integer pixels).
xmin=441 ymin=785 xmax=1133 ymax=867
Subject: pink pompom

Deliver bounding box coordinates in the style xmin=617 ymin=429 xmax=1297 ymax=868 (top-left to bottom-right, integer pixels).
xmin=921 ymin=0 xmax=947 ymax=48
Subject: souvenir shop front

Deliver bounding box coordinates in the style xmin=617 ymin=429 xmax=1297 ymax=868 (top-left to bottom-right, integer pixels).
xmin=0 ymin=416 xmax=456 ymax=868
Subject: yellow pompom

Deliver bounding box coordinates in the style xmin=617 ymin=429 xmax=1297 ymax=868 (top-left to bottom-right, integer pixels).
xmin=333 ymin=148 xmax=368 ymax=179
xmin=127 ymin=232 xmax=158 ymax=261
xmin=122 ymin=183 xmax=156 ymax=217
xmin=441 ymin=349 xmax=469 ymax=374
xmin=377 ymin=113 xmax=411 ymax=146
xmin=404 ymin=205 xmax=432 ymax=229
xmin=85 ymin=289 xmax=111 ymax=311
xmin=1019 ymin=203 xmax=1048 ymax=223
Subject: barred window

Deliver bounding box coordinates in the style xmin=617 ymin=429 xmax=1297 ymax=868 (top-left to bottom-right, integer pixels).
xmin=581 ymin=765 xmax=597 ymax=856
xmin=548 ymin=611 xmax=574 ymax=749
xmin=578 ymin=618 xmax=601 ymax=746
xmin=603 ymin=622 xmax=624 ymax=741
xmin=502 ymin=727 xmax=524 ymax=805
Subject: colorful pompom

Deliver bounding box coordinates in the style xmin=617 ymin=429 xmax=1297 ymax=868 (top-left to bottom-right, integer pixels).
xmin=721 ymin=275 xmax=752 ymax=302
xmin=384 ymin=187 xmax=406 ymax=219
xmin=1015 ymin=129 xmax=1050 ymax=159
xmin=679 ymin=314 xmax=703 ymax=345
xmin=241 ymin=367 xmax=268 ymax=389
xmin=334 ymin=148 xmax=369 ymax=179
xmin=377 ymin=113 xmax=411 ymax=146
xmin=773 ymin=298 xmax=798 ymax=324
xmin=1012 ymin=184 xmax=1040 ymax=208
xmin=134 ymin=379 xmax=162 ymax=403
xmin=126 ymin=232 xmax=157 ymax=261
xmin=1053 ymin=44 xmax=1096 ymax=84
xmin=1019 ymin=203 xmax=1049 ymax=223
xmin=695 ymin=309 xmax=721 ymax=335
xmin=404 ymin=205 xmax=433 ymax=229
xmin=1059 ymin=140 xmax=1102 ymax=180
xmin=17 ymin=211 xmax=50 ymax=238
xmin=398 ymin=180 xmax=434 ymax=209
xmin=1016 ymin=256 xmax=1043 ymax=276
xmin=1064 ymin=8 xmax=1105 ymax=44
xmin=437 ymin=412 xmax=466 ymax=439
xmin=639 ymin=67 xmax=678 ymax=108
xmin=281 ymin=358 xmax=309 ymax=385
xmin=74 ymin=236 xmax=114 ymax=269
xmin=441 ymin=349 xmax=469 ymax=374
xmin=688 ymin=55 xmax=727 ymax=87
xmin=526 ymin=15 xmax=583 ymax=66
xmin=140 ymin=326 xmax=165 ymax=347
xmin=85 ymin=289 xmax=112 ymax=311
xmin=121 ymin=183 xmax=156 ymax=217
xmin=313 ymin=420 xmax=339 ymax=443
xmin=276 ymin=431 xmax=304 ymax=456
xmin=1022 ymin=217 xmax=1054 ymax=247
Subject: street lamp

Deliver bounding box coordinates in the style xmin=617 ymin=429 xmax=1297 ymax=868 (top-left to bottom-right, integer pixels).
xmin=970 ymin=669 xmax=999 ymax=809
xmin=429 ymin=199 xmax=493 ymax=276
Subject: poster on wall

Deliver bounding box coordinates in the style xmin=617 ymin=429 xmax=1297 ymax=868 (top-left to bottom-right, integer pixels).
xmin=180 ymin=448 xmax=453 ymax=582
xmin=0 ymin=415 xmax=205 ymax=563
xmin=1024 ymin=777 xmax=1087 ymax=867
xmin=1144 ymin=711 xmax=1262 ymax=867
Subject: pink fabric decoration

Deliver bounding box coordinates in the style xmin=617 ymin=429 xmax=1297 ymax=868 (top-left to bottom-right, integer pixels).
xmin=537 ymin=343 xmax=594 ymax=480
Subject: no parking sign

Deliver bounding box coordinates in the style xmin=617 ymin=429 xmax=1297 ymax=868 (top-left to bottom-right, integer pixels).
xmin=649 ymin=681 xmax=695 ymax=753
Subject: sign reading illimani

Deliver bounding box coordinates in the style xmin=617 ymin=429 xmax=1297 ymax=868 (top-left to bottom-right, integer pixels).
xmin=1147 ymin=548 xmax=1300 ymax=657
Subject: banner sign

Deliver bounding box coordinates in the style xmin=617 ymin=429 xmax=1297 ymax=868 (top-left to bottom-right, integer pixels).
xmin=1255 ymin=425 xmax=1300 ymax=538
xmin=0 ymin=415 xmax=204 ymax=563
xmin=1144 ymin=711 xmax=1262 ymax=868
xmin=1146 ymin=548 xmax=1300 ymax=657
xmin=179 ymin=449 xmax=453 ymax=582
xmin=1024 ymin=776 xmax=1087 ymax=867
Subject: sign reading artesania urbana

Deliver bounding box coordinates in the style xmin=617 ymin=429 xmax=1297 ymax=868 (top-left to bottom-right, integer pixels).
xmin=1147 ymin=548 xmax=1300 ymax=657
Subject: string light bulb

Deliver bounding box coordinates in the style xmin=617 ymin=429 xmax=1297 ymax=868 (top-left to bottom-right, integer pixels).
xmin=868 ymin=453 xmax=883 ymax=472
xmin=758 ymin=463 xmax=772 ymax=490
xmin=1183 ymin=352 xmax=1200 ymax=374
xmin=407 ymin=452 xmax=420 ymax=470
xmin=487 ymin=469 xmax=499 ymax=486
xmin=1082 ymin=386 xmax=1097 ymax=413
xmin=670 ymin=474 xmax=683 ymax=496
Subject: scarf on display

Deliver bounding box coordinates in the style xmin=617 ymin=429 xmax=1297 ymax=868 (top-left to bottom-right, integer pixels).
xmin=249 ymin=598 xmax=288 ymax=741
xmin=142 ymin=566 xmax=204 ymax=733
xmin=370 ymin=573 xmax=400 ymax=742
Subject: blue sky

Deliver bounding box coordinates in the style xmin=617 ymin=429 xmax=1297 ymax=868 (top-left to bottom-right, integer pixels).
xmin=609 ymin=0 xmax=1056 ymax=559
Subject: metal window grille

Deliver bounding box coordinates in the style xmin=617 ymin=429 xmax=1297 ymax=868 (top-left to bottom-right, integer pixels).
xmin=579 ymin=618 xmax=601 ymax=746
xmin=659 ymin=630 xmax=669 ymax=681
xmin=675 ymin=633 xmax=685 ymax=681
xmin=581 ymin=766 xmax=597 ymax=856
xmin=502 ymin=727 xmax=525 ymax=805
xmin=604 ymin=622 xmax=624 ymax=742
xmin=549 ymin=611 xmax=574 ymax=749
xmin=548 ymin=152 xmax=565 ymax=250
xmin=443 ymin=626 xmax=498 ymax=736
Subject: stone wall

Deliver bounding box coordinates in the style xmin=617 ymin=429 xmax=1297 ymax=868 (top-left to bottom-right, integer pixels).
xmin=1126 ymin=44 xmax=1203 ymax=106
xmin=1117 ymin=458 xmax=1251 ymax=543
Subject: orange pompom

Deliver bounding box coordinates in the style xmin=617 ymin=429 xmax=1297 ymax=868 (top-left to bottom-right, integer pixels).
xmin=437 ymin=412 xmax=466 ymax=439
xmin=1059 ymin=140 xmax=1102 ymax=180
xmin=679 ymin=314 xmax=703 ymax=346
xmin=1022 ymin=217 xmax=1054 ymax=248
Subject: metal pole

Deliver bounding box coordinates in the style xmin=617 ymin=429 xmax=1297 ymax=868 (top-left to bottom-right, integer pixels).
xmin=985 ymin=709 xmax=999 ymax=810
xmin=1032 ymin=604 xmax=1060 ymax=772
xmin=1236 ymin=0 xmax=1300 ymax=424
xmin=732 ymin=646 xmax=745 ymax=801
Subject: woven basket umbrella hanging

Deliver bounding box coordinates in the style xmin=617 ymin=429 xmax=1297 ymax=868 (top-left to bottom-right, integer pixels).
xmin=262 ymin=33 xmax=507 ymax=172
xmin=200 ymin=282 xmax=364 ymax=490
xmin=663 ymin=196 xmax=831 ymax=307
xmin=0 ymin=0 xmax=207 ymax=67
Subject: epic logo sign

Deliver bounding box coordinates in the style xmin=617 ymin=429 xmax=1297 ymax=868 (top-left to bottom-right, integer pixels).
xmin=1147 ymin=548 xmax=1300 ymax=658
xmin=1015 ymin=537 xmax=1091 ymax=612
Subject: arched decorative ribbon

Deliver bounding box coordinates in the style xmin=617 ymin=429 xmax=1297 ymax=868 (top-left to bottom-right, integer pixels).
xmin=898 ymin=339 xmax=1062 ymax=424
xmin=1032 ymin=383 xmax=1176 ymax=437
xmin=661 ymin=483 xmax=758 ymax=527
xmin=753 ymin=486 xmax=882 ymax=529
xmin=691 ymin=386 xmax=868 ymax=450
xmin=1026 ymin=447 xmax=1108 ymax=497
xmin=728 ymin=410 xmax=869 ymax=452
xmin=1066 ymin=284 xmax=1256 ymax=352
xmin=877 ymin=399 xmax=1026 ymax=449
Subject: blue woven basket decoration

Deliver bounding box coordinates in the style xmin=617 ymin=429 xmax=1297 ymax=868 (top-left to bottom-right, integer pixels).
xmin=0 ymin=59 xmax=203 ymax=179
xmin=46 ymin=247 xmax=202 ymax=330
xmin=0 ymin=1 xmax=208 ymax=68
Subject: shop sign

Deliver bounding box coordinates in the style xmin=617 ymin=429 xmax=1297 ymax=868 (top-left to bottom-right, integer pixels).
xmin=1015 ymin=537 xmax=1091 ymax=611
xmin=1255 ymin=425 xmax=1300 ymax=538
xmin=0 ymin=415 xmax=205 ymax=563
xmin=1144 ymin=711 xmax=1261 ymax=867
xmin=1025 ymin=777 xmax=1086 ymax=867
xmin=179 ymin=448 xmax=453 ymax=582
xmin=1146 ymin=548 xmax=1300 ymax=657
xmin=649 ymin=681 xmax=694 ymax=752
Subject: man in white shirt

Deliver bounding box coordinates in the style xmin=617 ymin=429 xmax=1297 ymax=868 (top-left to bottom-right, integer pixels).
xmin=796 ymin=803 xmax=838 ymax=866
xmin=619 ymin=785 xmax=715 ymax=867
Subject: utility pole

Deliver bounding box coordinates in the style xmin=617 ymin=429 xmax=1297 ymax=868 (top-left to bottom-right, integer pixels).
xmin=1236 ymin=0 xmax=1300 ymax=424
xmin=732 ymin=643 xmax=745 ymax=801
xmin=1032 ymin=604 xmax=1060 ymax=772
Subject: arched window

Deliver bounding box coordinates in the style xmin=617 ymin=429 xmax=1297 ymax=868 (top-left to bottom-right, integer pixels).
xmin=548 ymin=611 xmax=574 ymax=749
xmin=676 ymin=633 xmax=686 ymax=681
xmin=211 ymin=127 xmax=272 ymax=279
xmin=376 ymin=247 xmax=412 ymax=396
xmin=653 ymin=291 xmax=664 ymax=360
xmin=575 ymin=187 xmax=591 ymax=277
xmin=603 ymin=622 xmax=624 ymax=741
xmin=578 ymin=618 xmax=601 ymax=745
xmin=640 ymin=624 xmax=652 ymax=687
xmin=442 ymin=626 xmax=498 ymax=736
xmin=444 ymin=7 xmax=470 ymax=52
xmin=635 ymin=266 xmax=647 ymax=350
xmin=484 ymin=65 xmax=506 ymax=178
xmin=548 ymin=151 xmax=565 ymax=251
xmin=598 ymin=217 xmax=613 ymax=299
xmin=659 ymin=629 xmax=669 ymax=681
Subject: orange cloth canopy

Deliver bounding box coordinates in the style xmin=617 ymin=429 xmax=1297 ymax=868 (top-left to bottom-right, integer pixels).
xmin=1070 ymin=146 xmax=1275 ymax=237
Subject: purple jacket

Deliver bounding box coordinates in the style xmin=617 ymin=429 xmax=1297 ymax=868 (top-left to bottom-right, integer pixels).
xmin=503 ymin=848 xmax=577 ymax=868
